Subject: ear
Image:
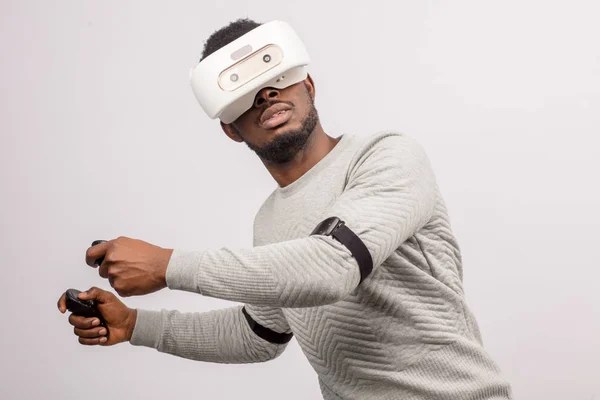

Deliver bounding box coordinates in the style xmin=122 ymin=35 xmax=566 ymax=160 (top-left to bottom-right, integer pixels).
xmin=220 ymin=121 xmax=244 ymax=143
xmin=303 ymin=73 xmax=316 ymax=101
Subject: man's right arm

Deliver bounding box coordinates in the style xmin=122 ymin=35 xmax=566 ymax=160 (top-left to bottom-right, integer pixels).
xmin=129 ymin=304 xmax=293 ymax=364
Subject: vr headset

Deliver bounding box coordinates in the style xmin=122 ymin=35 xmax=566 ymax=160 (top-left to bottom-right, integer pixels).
xmin=189 ymin=20 xmax=311 ymax=124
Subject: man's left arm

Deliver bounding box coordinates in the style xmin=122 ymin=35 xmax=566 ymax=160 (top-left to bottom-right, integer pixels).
xmin=167 ymin=133 xmax=437 ymax=308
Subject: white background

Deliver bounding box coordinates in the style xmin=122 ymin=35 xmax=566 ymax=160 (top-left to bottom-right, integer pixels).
xmin=1 ymin=1 xmax=599 ymax=399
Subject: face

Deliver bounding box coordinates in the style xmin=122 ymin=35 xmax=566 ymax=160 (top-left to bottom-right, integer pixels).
xmin=221 ymin=76 xmax=319 ymax=164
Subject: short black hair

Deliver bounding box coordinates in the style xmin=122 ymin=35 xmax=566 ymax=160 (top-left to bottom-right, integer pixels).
xmin=200 ymin=18 xmax=262 ymax=62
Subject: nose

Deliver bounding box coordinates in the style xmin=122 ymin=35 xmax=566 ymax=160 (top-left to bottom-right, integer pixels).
xmin=253 ymin=87 xmax=280 ymax=108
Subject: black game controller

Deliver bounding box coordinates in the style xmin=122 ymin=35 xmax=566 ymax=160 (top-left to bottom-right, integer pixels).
xmin=64 ymin=240 xmax=109 ymax=337
xmin=90 ymin=239 xmax=107 ymax=266
xmin=65 ymin=288 xmax=107 ymax=334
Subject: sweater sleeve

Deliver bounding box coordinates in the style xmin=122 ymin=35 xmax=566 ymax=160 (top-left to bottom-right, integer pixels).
xmin=129 ymin=303 xmax=292 ymax=364
xmin=165 ymin=133 xmax=437 ymax=308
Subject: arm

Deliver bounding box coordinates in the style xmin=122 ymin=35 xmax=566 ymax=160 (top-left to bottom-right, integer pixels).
xmin=130 ymin=303 xmax=292 ymax=364
xmin=166 ymin=133 xmax=437 ymax=308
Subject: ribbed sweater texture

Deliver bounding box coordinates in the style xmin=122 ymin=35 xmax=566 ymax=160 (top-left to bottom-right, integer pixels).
xmin=130 ymin=132 xmax=513 ymax=399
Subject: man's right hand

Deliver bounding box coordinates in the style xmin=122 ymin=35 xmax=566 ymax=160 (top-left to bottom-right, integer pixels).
xmin=57 ymin=286 xmax=137 ymax=346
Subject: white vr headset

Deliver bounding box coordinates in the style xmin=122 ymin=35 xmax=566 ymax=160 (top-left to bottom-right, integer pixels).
xmin=189 ymin=20 xmax=310 ymax=124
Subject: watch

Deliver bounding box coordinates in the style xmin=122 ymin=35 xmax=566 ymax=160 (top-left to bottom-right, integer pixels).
xmin=310 ymin=216 xmax=373 ymax=285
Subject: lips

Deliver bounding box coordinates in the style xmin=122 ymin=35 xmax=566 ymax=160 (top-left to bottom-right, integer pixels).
xmin=260 ymin=103 xmax=293 ymax=128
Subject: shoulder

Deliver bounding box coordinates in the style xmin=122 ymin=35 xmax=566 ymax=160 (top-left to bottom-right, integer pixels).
xmin=253 ymin=192 xmax=276 ymax=222
xmin=348 ymin=131 xmax=430 ymax=172
xmin=356 ymin=131 xmax=425 ymax=153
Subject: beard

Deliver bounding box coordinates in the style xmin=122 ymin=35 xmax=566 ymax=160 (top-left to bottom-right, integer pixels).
xmin=242 ymin=100 xmax=319 ymax=164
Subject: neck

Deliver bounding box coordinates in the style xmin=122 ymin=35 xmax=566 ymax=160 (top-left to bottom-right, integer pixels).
xmin=261 ymin=123 xmax=341 ymax=188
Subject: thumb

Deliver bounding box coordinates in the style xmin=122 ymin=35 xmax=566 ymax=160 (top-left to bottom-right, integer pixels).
xmin=78 ymin=286 xmax=108 ymax=304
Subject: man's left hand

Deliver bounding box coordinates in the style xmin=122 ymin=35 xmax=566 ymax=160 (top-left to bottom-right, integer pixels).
xmin=85 ymin=236 xmax=174 ymax=297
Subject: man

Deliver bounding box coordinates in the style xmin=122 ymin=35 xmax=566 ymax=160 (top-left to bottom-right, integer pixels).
xmin=58 ymin=18 xmax=512 ymax=399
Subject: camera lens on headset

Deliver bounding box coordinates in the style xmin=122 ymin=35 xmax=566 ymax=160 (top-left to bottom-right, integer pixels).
xmin=263 ymin=54 xmax=271 ymax=63
xmin=230 ymin=73 xmax=239 ymax=82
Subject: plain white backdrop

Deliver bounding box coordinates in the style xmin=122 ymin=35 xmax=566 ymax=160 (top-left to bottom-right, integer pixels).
xmin=1 ymin=1 xmax=598 ymax=399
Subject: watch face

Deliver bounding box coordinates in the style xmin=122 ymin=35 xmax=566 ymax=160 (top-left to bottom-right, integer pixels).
xmin=311 ymin=217 xmax=341 ymax=236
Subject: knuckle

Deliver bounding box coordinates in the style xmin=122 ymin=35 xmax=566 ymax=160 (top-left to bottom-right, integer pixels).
xmin=105 ymin=248 xmax=117 ymax=263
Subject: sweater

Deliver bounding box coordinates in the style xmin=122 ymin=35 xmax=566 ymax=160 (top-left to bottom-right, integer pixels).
xmin=130 ymin=131 xmax=513 ymax=399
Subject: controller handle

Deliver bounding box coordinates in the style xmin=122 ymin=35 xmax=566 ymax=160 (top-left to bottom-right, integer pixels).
xmin=91 ymin=239 xmax=107 ymax=266
xmin=65 ymin=288 xmax=108 ymax=338
xmin=63 ymin=240 xmax=110 ymax=337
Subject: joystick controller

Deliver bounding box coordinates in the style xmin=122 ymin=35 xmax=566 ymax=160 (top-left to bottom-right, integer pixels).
xmin=65 ymin=288 xmax=107 ymax=334
xmin=64 ymin=240 xmax=110 ymax=337
xmin=91 ymin=239 xmax=107 ymax=266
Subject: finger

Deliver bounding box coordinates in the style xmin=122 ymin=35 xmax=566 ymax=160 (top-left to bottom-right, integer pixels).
xmin=74 ymin=326 xmax=107 ymax=338
xmin=99 ymin=263 xmax=109 ymax=279
xmin=85 ymin=240 xmax=111 ymax=267
xmin=78 ymin=286 xmax=109 ymax=304
xmin=78 ymin=336 xmax=108 ymax=346
xmin=68 ymin=314 xmax=101 ymax=328
xmin=57 ymin=292 xmax=67 ymax=313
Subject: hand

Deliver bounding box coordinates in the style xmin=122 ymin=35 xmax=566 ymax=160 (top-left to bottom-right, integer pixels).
xmin=57 ymin=286 xmax=137 ymax=346
xmin=85 ymin=236 xmax=174 ymax=297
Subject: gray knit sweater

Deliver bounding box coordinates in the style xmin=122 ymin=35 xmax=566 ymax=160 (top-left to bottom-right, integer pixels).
xmin=130 ymin=132 xmax=513 ymax=399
